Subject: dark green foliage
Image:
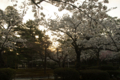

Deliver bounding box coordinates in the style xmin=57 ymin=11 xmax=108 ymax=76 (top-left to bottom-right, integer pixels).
xmin=88 ymin=66 xmax=99 ymax=69
xmin=0 ymin=68 xmax=15 ymax=80
xmin=15 ymin=69 xmax=53 ymax=78
xmin=3 ymin=48 xmax=25 ymax=69
xmin=15 ymin=20 xmax=44 ymax=42
xmin=80 ymin=65 xmax=89 ymax=70
xmin=54 ymin=68 xmax=79 ymax=80
xmin=106 ymin=70 xmax=120 ymax=79
xmin=79 ymin=70 xmax=110 ymax=80
xmin=99 ymin=65 xmax=118 ymax=70
xmin=47 ymin=62 xmax=57 ymax=69
xmin=87 ymin=65 xmax=118 ymax=70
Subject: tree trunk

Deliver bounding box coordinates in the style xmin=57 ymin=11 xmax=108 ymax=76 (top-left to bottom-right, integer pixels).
xmin=44 ymin=46 xmax=47 ymax=74
xmin=62 ymin=54 xmax=68 ymax=68
xmin=62 ymin=59 xmax=66 ymax=68
xmin=74 ymin=46 xmax=81 ymax=69
xmin=96 ymin=49 xmax=100 ymax=66
xmin=76 ymin=52 xmax=81 ymax=69
xmin=0 ymin=50 xmax=5 ymax=68
xmin=62 ymin=62 xmax=65 ymax=68
xmin=58 ymin=61 xmax=61 ymax=67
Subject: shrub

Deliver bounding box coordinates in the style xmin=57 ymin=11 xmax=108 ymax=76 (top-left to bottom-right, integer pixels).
xmin=54 ymin=68 xmax=79 ymax=80
xmin=47 ymin=62 xmax=57 ymax=69
xmin=79 ymin=70 xmax=110 ymax=80
xmin=88 ymin=66 xmax=99 ymax=69
xmin=0 ymin=68 xmax=15 ymax=80
xmin=106 ymin=70 xmax=120 ymax=78
xmin=80 ymin=65 xmax=88 ymax=70
xmin=99 ymin=65 xmax=117 ymax=70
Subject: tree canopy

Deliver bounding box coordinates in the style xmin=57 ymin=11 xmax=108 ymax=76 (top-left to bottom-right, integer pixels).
xmin=7 ymin=0 xmax=120 ymax=69
xmin=0 ymin=6 xmax=27 ymax=68
xmin=43 ymin=0 xmax=120 ymax=68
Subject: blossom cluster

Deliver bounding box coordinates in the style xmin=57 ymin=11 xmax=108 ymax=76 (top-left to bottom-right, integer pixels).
xmin=47 ymin=0 xmax=120 ymax=60
xmin=0 ymin=6 xmax=27 ymax=50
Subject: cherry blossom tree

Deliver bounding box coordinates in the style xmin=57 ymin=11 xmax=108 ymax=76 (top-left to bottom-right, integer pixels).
xmin=45 ymin=0 xmax=120 ymax=68
xmin=0 ymin=6 xmax=26 ymax=68
xmin=47 ymin=40 xmax=75 ymax=67
xmin=10 ymin=0 xmax=120 ymax=68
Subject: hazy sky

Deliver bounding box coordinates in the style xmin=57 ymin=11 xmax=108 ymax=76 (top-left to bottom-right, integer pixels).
xmin=0 ymin=0 xmax=120 ymax=20
xmin=106 ymin=0 xmax=120 ymax=18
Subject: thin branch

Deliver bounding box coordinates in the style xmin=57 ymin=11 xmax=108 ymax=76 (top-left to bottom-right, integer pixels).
xmin=36 ymin=0 xmax=119 ymax=51
xmin=1 ymin=23 xmax=13 ymax=49
xmin=0 ymin=24 xmax=5 ymax=29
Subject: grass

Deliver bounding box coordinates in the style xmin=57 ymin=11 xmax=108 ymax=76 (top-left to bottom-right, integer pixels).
xmin=15 ymin=68 xmax=54 ymax=78
xmin=37 ymin=79 xmax=54 ymax=80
